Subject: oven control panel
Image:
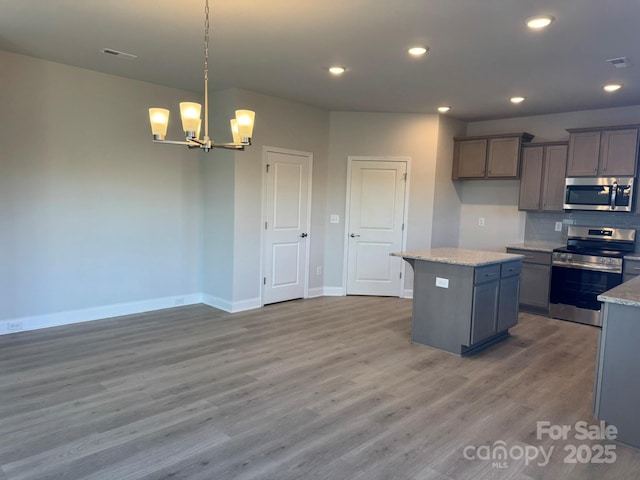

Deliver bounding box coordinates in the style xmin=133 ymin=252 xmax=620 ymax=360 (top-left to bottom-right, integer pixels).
xmin=552 ymin=252 xmax=623 ymax=273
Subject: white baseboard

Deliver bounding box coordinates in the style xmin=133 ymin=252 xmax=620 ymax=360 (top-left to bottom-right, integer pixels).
xmin=0 ymin=294 xmax=202 ymax=336
xmin=401 ymin=289 xmax=414 ymax=299
xmin=202 ymin=294 xmax=261 ymax=313
xmin=323 ymin=287 xmax=345 ymax=296
xmin=1 ymin=285 xmax=402 ymax=336
xmin=306 ymin=287 xmax=324 ymax=298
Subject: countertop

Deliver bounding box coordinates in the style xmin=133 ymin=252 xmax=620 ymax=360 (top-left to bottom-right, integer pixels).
xmin=598 ymin=275 xmax=640 ymax=307
xmin=505 ymin=242 xmax=562 ymax=253
xmin=392 ymin=248 xmax=524 ymax=267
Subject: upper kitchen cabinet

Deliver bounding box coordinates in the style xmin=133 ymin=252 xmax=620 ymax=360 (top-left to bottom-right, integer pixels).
xmin=452 ymin=133 xmax=534 ymax=180
xmin=566 ymin=126 xmax=639 ymax=177
xmin=519 ymin=142 xmax=568 ymax=211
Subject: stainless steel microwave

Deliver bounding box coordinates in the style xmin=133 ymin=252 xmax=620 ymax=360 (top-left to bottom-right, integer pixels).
xmin=563 ymin=177 xmax=634 ymax=212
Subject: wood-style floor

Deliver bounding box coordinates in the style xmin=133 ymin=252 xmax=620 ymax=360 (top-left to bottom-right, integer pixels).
xmin=1 ymin=296 xmax=639 ymax=480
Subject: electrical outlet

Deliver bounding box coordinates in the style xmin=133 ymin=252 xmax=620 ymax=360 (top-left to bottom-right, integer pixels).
xmin=478 ymin=217 xmax=485 ymax=227
xmin=7 ymin=321 xmax=23 ymax=332
xmin=555 ymin=221 xmax=563 ymax=232
xmin=316 ymin=266 xmax=323 ymax=276
xmin=330 ymin=214 xmax=340 ymax=224
xmin=174 ymin=297 xmax=185 ymax=306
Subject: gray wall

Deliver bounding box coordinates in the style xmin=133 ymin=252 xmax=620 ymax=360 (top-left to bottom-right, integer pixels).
xmin=0 ymin=50 xmax=203 ymax=332
xmin=232 ymin=89 xmax=330 ymax=306
xmin=201 ymin=90 xmax=238 ymax=307
xmin=199 ymin=89 xmax=330 ymax=311
xmin=431 ymin=116 xmax=466 ymax=247
xmin=326 ymin=112 xmax=440 ymax=291
xmin=5 ymin=47 xmax=640 ymax=332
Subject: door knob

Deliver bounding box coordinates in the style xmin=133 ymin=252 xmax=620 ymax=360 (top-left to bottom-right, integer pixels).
xmin=350 ymin=233 xmax=360 ymax=238
xmin=300 ymin=232 xmax=308 ymax=238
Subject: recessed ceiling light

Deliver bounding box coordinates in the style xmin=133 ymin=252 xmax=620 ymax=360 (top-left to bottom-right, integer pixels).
xmin=510 ymin=96 xmax=526 ymax=104
xmin=603 ymin=84 xmax=622 ymax=92
xmin=437 ymin=106 xmax=451 ymax=113
xmin=329 ymin=66 xmax=346 ymax=75
xmin=408 ymin=46 xmax=428 ymax=56
xmin=526 ymin=15 xmax=554 ymax=29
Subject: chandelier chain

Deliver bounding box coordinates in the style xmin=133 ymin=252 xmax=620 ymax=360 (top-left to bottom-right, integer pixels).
xmin=204 ymin=0 xmax=209 ymax=83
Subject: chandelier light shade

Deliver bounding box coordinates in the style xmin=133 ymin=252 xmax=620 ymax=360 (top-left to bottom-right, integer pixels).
xmin=230 ymin=119 xmax=241 ymax=143
xmin=149 ymin=108 xmax=170 ymax=140
xmin=235 ymin=110 xmax=256 ymax=138
xmin=179 ymin=102 xmax=202 ymax=137
xmin=148 ymin=0 xmax=255 ymax=151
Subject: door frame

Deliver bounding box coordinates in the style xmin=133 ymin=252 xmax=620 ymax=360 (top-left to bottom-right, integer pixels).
xmin=342 ymin=156 xmax=411 ymax=297
xmin=260 ymin=145 xmax=314 ymax=306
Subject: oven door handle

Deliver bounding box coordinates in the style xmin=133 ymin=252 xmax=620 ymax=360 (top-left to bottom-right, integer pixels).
xmin=552 ymin=261 xmax=622 ymax=274
xmin=610 ymin=181 xmax=618 ymax=210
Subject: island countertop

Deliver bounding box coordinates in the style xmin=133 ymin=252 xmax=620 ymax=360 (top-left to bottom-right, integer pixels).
xmin=392 ymin=248 xmax=524 ymax=267
xmin=597 ymin=275 xmax=640 ymax=307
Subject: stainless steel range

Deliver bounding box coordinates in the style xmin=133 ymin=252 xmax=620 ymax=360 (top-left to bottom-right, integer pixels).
xmin=550 ymin=226 xmax=636 ymax=327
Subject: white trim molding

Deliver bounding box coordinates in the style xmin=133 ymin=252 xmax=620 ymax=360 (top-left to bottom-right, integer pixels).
xmin=202 ymin=294 xmax=261 ymax=313
xmin=306 ymin=287 xmax=325 ymax=298
xmin=322 ymin=287 xmax=345 ymax=297
xmin=0 ymin=294 xmax=202 ymax=336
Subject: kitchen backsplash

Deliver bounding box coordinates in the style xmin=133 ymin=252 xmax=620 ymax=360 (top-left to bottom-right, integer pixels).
xmin=525 ymin=211 xmax=640 ymax=252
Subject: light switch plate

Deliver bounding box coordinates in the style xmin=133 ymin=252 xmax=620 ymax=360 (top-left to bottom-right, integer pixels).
xmin=555 ymin=221 xmax=563 ymax=232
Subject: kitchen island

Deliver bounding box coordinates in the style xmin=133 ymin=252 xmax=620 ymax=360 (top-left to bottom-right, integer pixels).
xmin=393 ymin=248 xmax=523 ymax=355
xmin=593 ymin=276 xmax=640 ymax=449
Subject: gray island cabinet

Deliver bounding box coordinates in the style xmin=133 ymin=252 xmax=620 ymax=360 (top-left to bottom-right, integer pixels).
xmin=593 ymin=276 xmax=640 ymax=449
xmin=393 ymin=248 xmax=523 ymax=356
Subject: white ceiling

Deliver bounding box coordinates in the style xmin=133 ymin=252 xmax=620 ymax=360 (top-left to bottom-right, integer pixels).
xmin=1 ymin=0 xmax=639 ymax=121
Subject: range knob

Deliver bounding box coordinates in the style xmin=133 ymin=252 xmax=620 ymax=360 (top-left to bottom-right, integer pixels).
xmin=560 ymin=253 xmax=567 ymax=260
xmin=599 ymin=258 xmax=606 ymax=264
xmin=567 ymin=254 xmax=573 ymax=261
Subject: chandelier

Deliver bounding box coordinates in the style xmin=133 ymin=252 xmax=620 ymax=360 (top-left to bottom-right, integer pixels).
xmin=148 ymin=0 xmax=255 ymax=151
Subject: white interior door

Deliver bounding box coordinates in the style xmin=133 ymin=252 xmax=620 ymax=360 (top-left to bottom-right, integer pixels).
xmin=263 ymin=148 xmax=312 ymax=305
xmin=346 ymin=159 xmax=407 ymax=296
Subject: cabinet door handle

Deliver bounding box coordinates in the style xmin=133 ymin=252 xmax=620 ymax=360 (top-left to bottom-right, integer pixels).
xmin=485 ymin=272 xmax=496 ymax=277
xmin=632 ymin=267 xmax=640 ymax=271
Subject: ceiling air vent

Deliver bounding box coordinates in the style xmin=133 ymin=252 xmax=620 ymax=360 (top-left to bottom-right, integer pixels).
xmin=99 ymin=48 xmax=137 ymax=60
xmin=605 ymin=57 xmax=631 ymax=68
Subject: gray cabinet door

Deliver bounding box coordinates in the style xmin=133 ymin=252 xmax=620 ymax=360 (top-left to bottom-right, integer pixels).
xmin=599 ymin=128 xmax=638 ymax=176
xmin=470 ymin=280 xmax=499 ymax=344
xmin=487 ymin=137 xmax=520 ymax=178
xmin=567 ymin=131 xmax=600 ymax=176
xmin=455 ymin=139 xmax=487 ymax=178
xmin=541 ymin=144 xmax=568 ymax=211
xmin=594 ymin=303 xmax=640 ymax=448
xmin=623 ymin=259 xmax=640 ymax=279
xmin=519 ymin=146 xmax=544 ymax=210
xmin=497 ymin=275 xmax=520 ymax=331
xmin=520 ymin=263 xmax=550 ymax=309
